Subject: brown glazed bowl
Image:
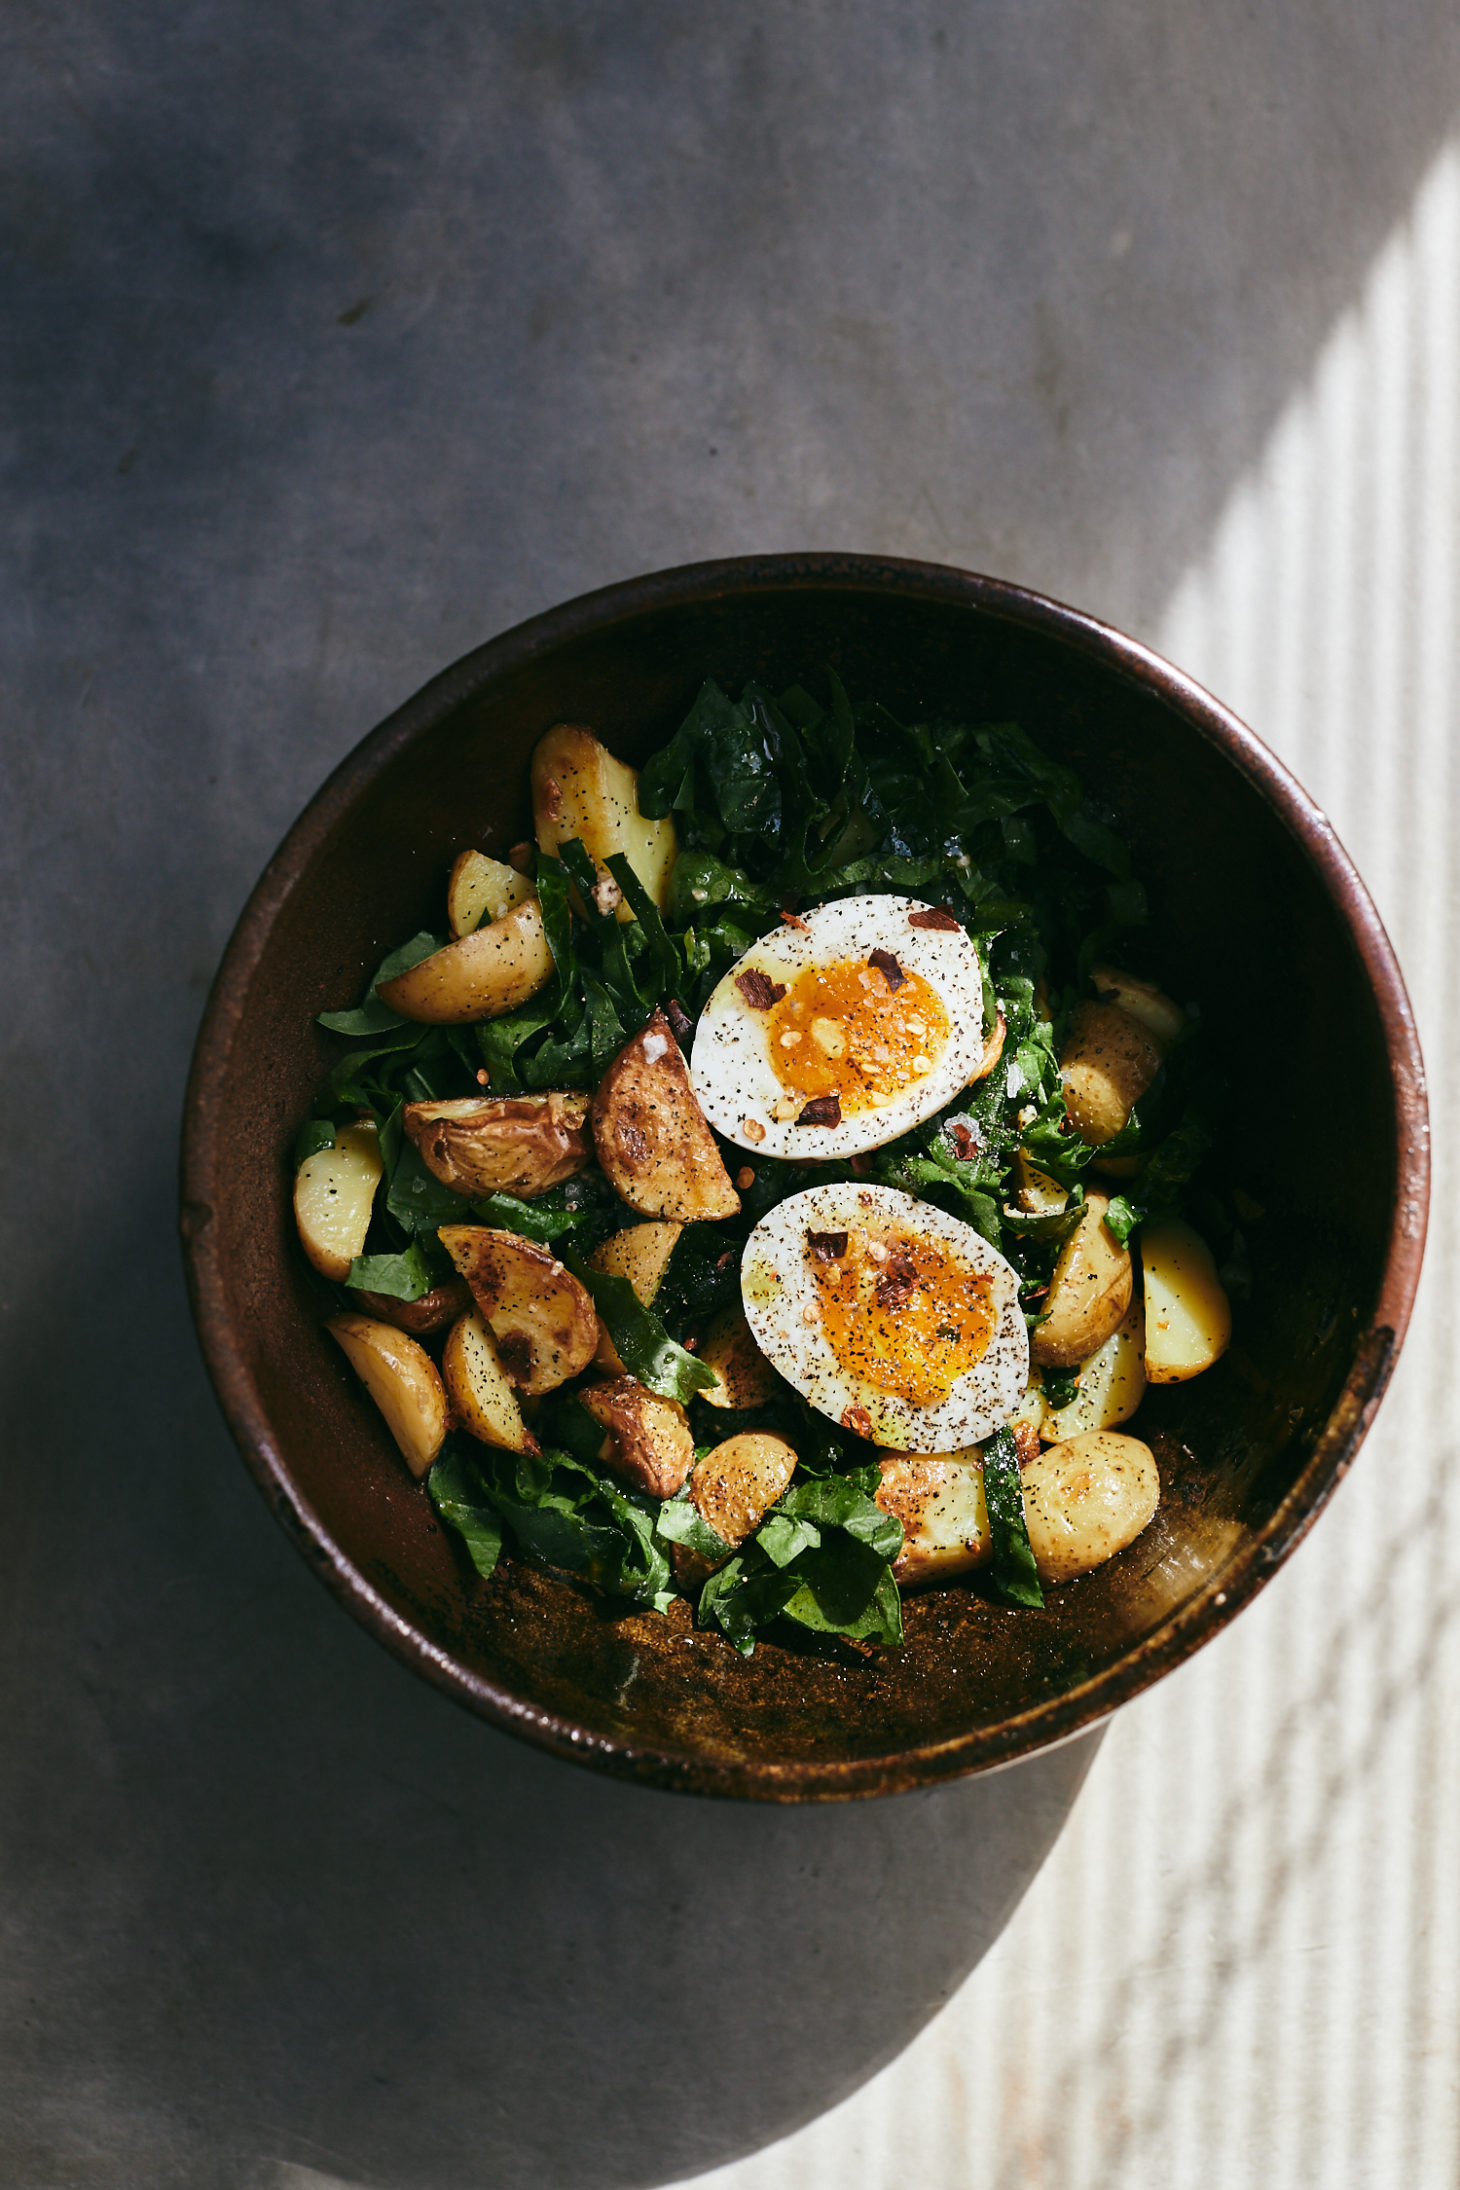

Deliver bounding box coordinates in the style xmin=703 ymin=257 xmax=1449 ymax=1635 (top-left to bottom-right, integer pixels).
xmin=181 ymin=554 xmax=1428 ymax=1800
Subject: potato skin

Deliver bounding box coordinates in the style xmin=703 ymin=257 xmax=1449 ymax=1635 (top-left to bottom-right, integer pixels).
xmin=1142 ymin=1219 xmax=1231 ymax=1383
xmin=1089 ymin=965 xmax=1185 ymax=1048
xmin=438 ymin=1225 xmax=599 ymax=1395
xmin=591 ymin=1009 xmax=740 ymax=1222
xmin=327 ymin=1312 xmax=448 ymax=1478
xmin=580 ymin=1378 xmax=695 ymax=1498
xmin=1031 ymin=1189 xmax=1134 ymax=1369
xmin=403 ymin=1093 xmax=590 ymax=1198
xmin=1060 ymin=1001 xmax=1162 ymax=1147
xmin=1020 ymin=1429 xmax=1159 ymax=1582
xmin=532 ymin=722 xmax=677 ymax=920
xmin=877 ymin=1452 xmax=991 ymax=1585
xmin=375 ymin=897 xmax=554 ymax=1025
xmin=349 ymin=1276 xmax=471 ymax=1337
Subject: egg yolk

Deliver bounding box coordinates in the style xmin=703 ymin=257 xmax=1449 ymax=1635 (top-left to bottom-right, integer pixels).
xmin=810 ymin=1226 xmax=995 ymax=1409
xmin=765 ymin=959 xmax=950 ymax=1113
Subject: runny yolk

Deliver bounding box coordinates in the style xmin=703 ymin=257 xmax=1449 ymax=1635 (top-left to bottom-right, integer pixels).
xmin=765 ymin=958 xmax=950 ymax=1113
xmin=810 ymin=1226 xmax=995 ymax=1409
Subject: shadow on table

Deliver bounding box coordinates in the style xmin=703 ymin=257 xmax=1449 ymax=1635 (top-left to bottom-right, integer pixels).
xmin=1 ymin=1186 xmax=1099 ymax=2190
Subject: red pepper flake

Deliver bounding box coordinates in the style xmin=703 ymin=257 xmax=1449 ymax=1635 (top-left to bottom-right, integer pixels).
xmin=664 ymin=996 xmax=693 ymax=1046
xmin=908 ymin=904 xmax=961 ymax=931
xmin=796 ymin=1094 xmax=842 ymax=1127
xmin=875 ymin=1249 xmax=917 ymax=1311
xmin=735 ymin=969 xmax=787 ymax=1010
xmin=807 ymin=1229 xmax=849 ymax=1260
xmin=780 ymin=909 xmax=810 ymax=930
xmin=715 ymin=1250 xmax=738 ymax=1271
xmin=950 ymin=1120 xmax=979 ymax=1161
xmin=868 ymin=947 xmax=905 ymax=989
xmin=841 ymin=1403 xmax=873 ymax=1440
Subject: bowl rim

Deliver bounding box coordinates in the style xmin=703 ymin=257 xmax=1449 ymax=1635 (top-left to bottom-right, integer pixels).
xmin=180 ymin=551 xmax=1430 ymax=1801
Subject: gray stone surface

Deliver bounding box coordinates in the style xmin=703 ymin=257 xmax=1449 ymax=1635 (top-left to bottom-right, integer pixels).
xmin=3 ymin=5 xmax=1458 ymax=2185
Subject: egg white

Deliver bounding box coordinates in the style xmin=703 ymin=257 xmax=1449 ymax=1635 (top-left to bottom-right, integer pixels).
xmin=741 ymin=1183 xmax=1029 ymax=1453
xmin=688 ymin=894 xmax=987 ymax=1159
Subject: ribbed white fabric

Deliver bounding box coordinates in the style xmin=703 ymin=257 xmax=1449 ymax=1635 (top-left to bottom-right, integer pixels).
xmin=667 ymin=134 xmax=1460 ymax=2190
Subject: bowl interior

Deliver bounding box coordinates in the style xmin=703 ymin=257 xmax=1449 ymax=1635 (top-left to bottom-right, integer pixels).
xmin=185 ymin=564 xmax=1415 ymax=1797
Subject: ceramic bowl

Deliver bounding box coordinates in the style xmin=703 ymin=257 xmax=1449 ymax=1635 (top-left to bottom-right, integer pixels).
xmin=181 ymin=555 xmax=1428 ymax=1799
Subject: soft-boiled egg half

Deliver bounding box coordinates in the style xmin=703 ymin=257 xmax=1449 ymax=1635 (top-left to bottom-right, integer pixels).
xmin=689 ymin=894 xmax=987 ymax=1160
xmin=741 ymin=1183 xmax=1029 ymax=1452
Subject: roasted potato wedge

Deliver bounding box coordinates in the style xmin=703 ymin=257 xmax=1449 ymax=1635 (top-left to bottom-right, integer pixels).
xmin=375 ymin=897 xmax=554 ymax=1025
xmin=441 ymin=1310 xmax=539 ymax=1453
xmin=438 ymin=1225 xmax=598 ymax=1395
xmin=1012 ymin=1149 xmax=1068 ymax=1216
xmin=697 ymin=1305 xmax=778 ymax=1411
xmin=349 ymin=1276 xmax=472 ymax=1337
xmin=294 ymin=1121 xmax=382 ymax=1281
xmin=580 ymin=1378 xmax=695 ymax=1498
xmin=1089 ymin=965 xmax=1185 ymax=1048
xmin=1060 ymin=1000 xmax=1163 ymax=1147
xmin=531 ymin=722 xmax=677 ymax=919
xmin=877 ymin=1451 xmax=991 ymax=1585
xmin=589 ymin=1221 xmax=683 ymax=1371
xmin=591 ymin=1008 xmax=740 ymax=1221
xmin=1142 ymin=1220 xmax=1231 ymax=1382
xmin=446 ymin=849 xmax=535 ymax=941
xmin=403 ymin=1092 xmax=590 ymax=1198
xmin=1042 ymin=1299 xmax=1146 ymax=1441
xmin=327 ymin=1312 xmax=448 ymax=1478
xmin=1021 ymin=1429 xmax=1159 ymax=1582
xmin=672 ymin=1430 xmax=799 ymax=1585
xmin=1031 ymin=1189 xmax=1133 ymax=1369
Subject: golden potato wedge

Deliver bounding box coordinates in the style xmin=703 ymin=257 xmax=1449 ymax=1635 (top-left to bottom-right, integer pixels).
xmin=1042 ymin=1299 xmax=1146 ymax=1441
xmin=531 ymin=722 xmax=677 ymax=919
xmin=1012 ymin=1149 xmax=1068 ymax=1216
xmin=349 ymin=1276 xmax=472 ymax=1336
xmin=438 ymin=1225 xmax=598 ymax=1395
xmin=327 ymin=1312 xmax=448 ymax=1478
xmin=698 ymin=1305 xmax=778 ymax=1411
xmin=446 ymin=849 xmax=536 ymax=941
xmin=1031 ymin=1189 xmax=1134 ymax=1369
xmin=877 ymin=1451 xmax=991 ymax=1585
xmin=689 ymin=1431 xmax=798 ymax=1549
xmin=375 ymin=897 xmax=554 ymax=1025
xmin=591 ymin=1009 xmax=740 ymax=1221
xmin=1021 ymin=1429 xmax=1159 ymax=1582
xmin=1060 ymin=1001 xmax=1163 ymax=1147
xmin=580 ymin=1378 xmax=695 ymax=1498
xmin=1142 ymin=1220 xmax=1231 ymax=1383
xmin=1089 ymin=965 xmax=1186 ymax=1049
xmin=441 ymin=1310 xmax=539 ymax=1453
xmin=589 ymin=1221 xmax=683 ymax=1370
xmin=671 ymin=1430 xmax=800 ymax=1585
xmin=294 ymin=1121 xmax=382 ymax=1281
xmin=403 ymin=1093 xmax=591 ymax=1198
